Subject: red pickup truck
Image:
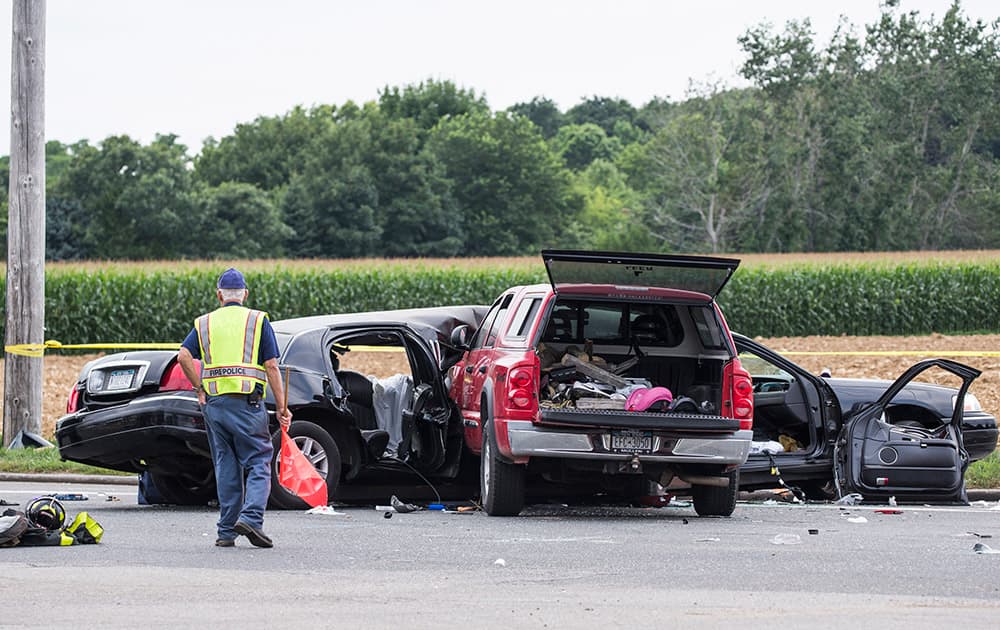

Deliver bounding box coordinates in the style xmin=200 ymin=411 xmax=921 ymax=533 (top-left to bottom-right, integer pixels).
xmin=448 ymin=250 xmax=754 ymax=516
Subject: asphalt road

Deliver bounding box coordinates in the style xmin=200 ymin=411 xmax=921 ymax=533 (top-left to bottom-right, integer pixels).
xmin=2 ymin=479 xmax=1000 ymax=629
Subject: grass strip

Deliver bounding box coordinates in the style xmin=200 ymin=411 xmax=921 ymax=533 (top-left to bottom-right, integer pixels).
xmin=0 ymin=447 xmax=133 ymax=476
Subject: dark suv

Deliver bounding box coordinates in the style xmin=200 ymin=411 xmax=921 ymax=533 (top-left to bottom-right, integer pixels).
xmin=448 ymin=250 xmax=755 ymax=516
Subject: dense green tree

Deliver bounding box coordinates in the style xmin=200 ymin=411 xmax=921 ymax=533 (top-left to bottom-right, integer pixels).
xmin=630 ymin=85 xmax=770 ymax=253
xmin=45 ymin=196 xmax=90 ymax=260
xmin=193 ymin=182 xmax=292 ymax=258
xmin=739 ymin=1 xmax=1000 ymax=252
xmin=279 ymin=116 xmax=380 ymax=258
xmin=378 ymin=79 xmax=489 ymax=131
xmin=508 ymin=97 xmax=566 ymax=138
xmin=550 ymin=123 xmax=623 ymax=171
xmin=427 ymin=111 xmax=577 ymax=255
xmin=636 ymin=97 xmax=678 ymax=132
xmin=567 ymin=96 xmax=640 ymax=136
xmin=56 ymin=134 xmax=196 ymax=259
xmin=277 ymin=104 xmax=462 ymax=257
xmin=195 ymin=105 xmax=335 ymax=190
xmin=861 ymin=2 xmax=999 ymax=250
xmin=565 ymin=159 xmax=653 ymax=251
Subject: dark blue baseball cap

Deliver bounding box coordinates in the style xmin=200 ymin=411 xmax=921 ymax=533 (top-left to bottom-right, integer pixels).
xmin=217 ymin=268 xmax=247 ymax=290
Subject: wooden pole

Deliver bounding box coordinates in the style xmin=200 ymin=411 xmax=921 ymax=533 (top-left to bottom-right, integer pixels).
xmin=3 ymin=0 xmax=46 ymax=447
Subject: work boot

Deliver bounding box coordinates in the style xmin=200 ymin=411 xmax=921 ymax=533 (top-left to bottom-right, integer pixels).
xmin=215 ymin=538 xmax=235 ymax=548
xmin=234 ymin=521 xmax=273 ymax=548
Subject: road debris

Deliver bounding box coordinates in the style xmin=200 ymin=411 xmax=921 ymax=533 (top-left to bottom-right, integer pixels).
xmin=847 ymin=516 xmax=868 ymax=523
xmin=390 ymin=495 xmax=421 ymax=513
xmin=835 ymin=493 xmax=863 ymax=506
xmin=973 ymin=543 xmax=1000 ymax=554
xmin=770 ymin=533 xmax=802 ymax=545
xmin=696 ymin=537 xmax=721 ymax=543
xmin=47 ymin=493 xmax=87 ymax=501
xmin=874 ymin=509 xmax=903 ymax=515
xmin=494 ymin=558 xmax=507 ymax=567
xmin=305 ymin=505 xmax=346 ymax=516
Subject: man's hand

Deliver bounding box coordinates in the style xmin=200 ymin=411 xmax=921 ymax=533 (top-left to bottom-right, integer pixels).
xmin=264 ymin=357 xmax=292 ymax=429
xmin=278 ymin=407 xmax=292 ymax=429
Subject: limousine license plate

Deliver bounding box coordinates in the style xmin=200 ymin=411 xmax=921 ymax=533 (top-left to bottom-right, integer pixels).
xmin=106 ymin=368 xmax=136 ymax=391
xmin=611 ymin=429 xmax=653 ymax=454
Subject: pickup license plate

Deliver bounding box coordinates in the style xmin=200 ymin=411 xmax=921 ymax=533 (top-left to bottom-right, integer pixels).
xmin=106 ymin=369 xmax=135 ymax=391
xmin=611 ymin=430 xmax=653 ymax=454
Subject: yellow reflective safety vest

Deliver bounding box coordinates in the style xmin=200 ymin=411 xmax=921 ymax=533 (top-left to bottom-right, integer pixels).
xmin=195 ymin=306 xmax=269 ymax=396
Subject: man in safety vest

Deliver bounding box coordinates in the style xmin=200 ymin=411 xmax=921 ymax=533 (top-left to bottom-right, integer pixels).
xmin=177 ymin=268 xmax=292 ymax=548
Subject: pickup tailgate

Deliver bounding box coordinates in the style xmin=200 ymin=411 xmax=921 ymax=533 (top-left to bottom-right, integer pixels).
xmin=539 ymin=408 xmax=739 ymax=433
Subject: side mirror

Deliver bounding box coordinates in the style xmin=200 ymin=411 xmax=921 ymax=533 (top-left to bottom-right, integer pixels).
xmin=450 ymin=324 xmax=472 ymax=350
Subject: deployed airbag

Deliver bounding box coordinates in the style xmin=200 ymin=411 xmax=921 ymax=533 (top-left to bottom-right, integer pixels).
xmin=370 ymin=374 xmax=413 ymax=456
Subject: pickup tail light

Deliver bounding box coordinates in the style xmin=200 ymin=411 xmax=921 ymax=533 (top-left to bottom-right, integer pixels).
xmin=160 ymin=360 xmax=198 ymax=392
xmin=723 ymin=359 xmax=754 ymax=431
xmin=503 ymin=365 xmax=539 ymax=418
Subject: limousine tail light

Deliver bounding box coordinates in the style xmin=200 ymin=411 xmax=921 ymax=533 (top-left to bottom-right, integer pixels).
xmin=723 ymin=359 xmax=754 ymax=430
xmin=160 ymin=360 xmax=199 ymax=392
xmin=66 ymin=384 xmax=82 ymax=414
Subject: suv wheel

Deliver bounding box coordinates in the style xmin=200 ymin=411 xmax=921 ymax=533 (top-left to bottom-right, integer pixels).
xmin=691 ymin=469 xmax=738 ymax=517
xmin=481 ymin=419 xmax=525 ymax=516
xmin=268 ymin=420 xmax=341 ymax=510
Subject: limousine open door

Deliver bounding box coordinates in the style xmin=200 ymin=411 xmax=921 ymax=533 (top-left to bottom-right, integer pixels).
xmin=834 ymin=358 xmax=980 ymax=504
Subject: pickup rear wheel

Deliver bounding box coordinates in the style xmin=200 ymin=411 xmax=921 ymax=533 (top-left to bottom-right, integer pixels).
xmin=481 ymin=419 xmax=525 ymax=516
xmin=268 ymin=420 xmax=341 ymax=510
xmin=691 ymin=470 xmax=738 ymax=517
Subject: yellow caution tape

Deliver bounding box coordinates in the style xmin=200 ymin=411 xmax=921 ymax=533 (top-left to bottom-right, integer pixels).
xmin=6 ymin=342 xmax=996 ymax=359
xmin=4 ymin=340 xmax=180 ymax=357
xmin=781 ymin=350 xmax=1000 ymax=357
xmin=4 ymin=341 xmax=404 ymax=358
xmin=342 ymin=345 xmax=405 ymax=353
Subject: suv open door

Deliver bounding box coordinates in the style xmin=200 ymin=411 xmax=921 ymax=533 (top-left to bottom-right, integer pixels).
xmin=834 ymin=358 xmax=980 ymax=504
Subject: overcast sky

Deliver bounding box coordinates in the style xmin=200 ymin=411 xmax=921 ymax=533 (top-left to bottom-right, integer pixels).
xmin=1 ymin=0 xmax=996 ymax=155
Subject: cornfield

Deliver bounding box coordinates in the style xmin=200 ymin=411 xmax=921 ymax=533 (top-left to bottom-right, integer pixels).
xmin=2 ymin=252 xmax=998 ymax=344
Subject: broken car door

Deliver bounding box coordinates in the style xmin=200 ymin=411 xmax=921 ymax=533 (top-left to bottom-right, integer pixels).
xmin=834 ymin=358 xmax=980 ymax=503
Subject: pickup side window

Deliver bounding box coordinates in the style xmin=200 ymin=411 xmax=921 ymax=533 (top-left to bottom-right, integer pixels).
xmin=690 ymin=305 xmax=725 ymax=350
xmin=505 ymin=296 xmax=543 ymax=342
xmin=470 ymin=294 xmax=513 ymax=350
xmin=484 ymin=294 xmax=514 ymax=348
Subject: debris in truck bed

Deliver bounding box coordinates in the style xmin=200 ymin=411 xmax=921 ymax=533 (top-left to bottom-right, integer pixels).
xmin=561 ymin=354 xmax=629 ymax=389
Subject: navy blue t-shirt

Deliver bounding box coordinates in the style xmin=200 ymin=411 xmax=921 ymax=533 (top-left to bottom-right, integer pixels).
xmin=181 ymin=302 xmax=279 ymax=364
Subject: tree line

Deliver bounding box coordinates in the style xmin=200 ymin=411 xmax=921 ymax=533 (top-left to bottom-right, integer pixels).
xmin=2 ymin=1 xmax=997 ymax=260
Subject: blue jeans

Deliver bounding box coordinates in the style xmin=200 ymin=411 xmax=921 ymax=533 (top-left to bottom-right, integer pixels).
xmin=203 ymin=394 xmax=273 ymax=540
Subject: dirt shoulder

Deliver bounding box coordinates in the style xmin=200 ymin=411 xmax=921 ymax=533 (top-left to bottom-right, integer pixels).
xmin=2 ymin=333 xmax=998 ymax=439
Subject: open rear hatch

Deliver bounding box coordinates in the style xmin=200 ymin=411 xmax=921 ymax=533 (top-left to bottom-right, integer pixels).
xmin=542 ymin=250 xmax=740 ymax=301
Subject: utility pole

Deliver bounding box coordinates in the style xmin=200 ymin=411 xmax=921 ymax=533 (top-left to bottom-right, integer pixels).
xmin=3 ymin=0 xmax=46 ymax=447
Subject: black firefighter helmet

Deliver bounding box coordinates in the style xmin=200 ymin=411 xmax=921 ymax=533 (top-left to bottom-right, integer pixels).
xmin=25 ymin=497 xmax=66 ymax=531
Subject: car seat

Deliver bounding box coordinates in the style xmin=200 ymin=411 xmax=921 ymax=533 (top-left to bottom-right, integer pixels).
xmin=630 ymin=314 xmax=664 ymax=343
xmin=336 ymin=370 xmax=378 ymax=430
xmin=544 ymin=309 xmax=577 ymax=341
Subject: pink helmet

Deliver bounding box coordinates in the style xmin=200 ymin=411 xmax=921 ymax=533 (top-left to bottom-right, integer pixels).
xmin=626 ymin=386 xmax=673 ymax=412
